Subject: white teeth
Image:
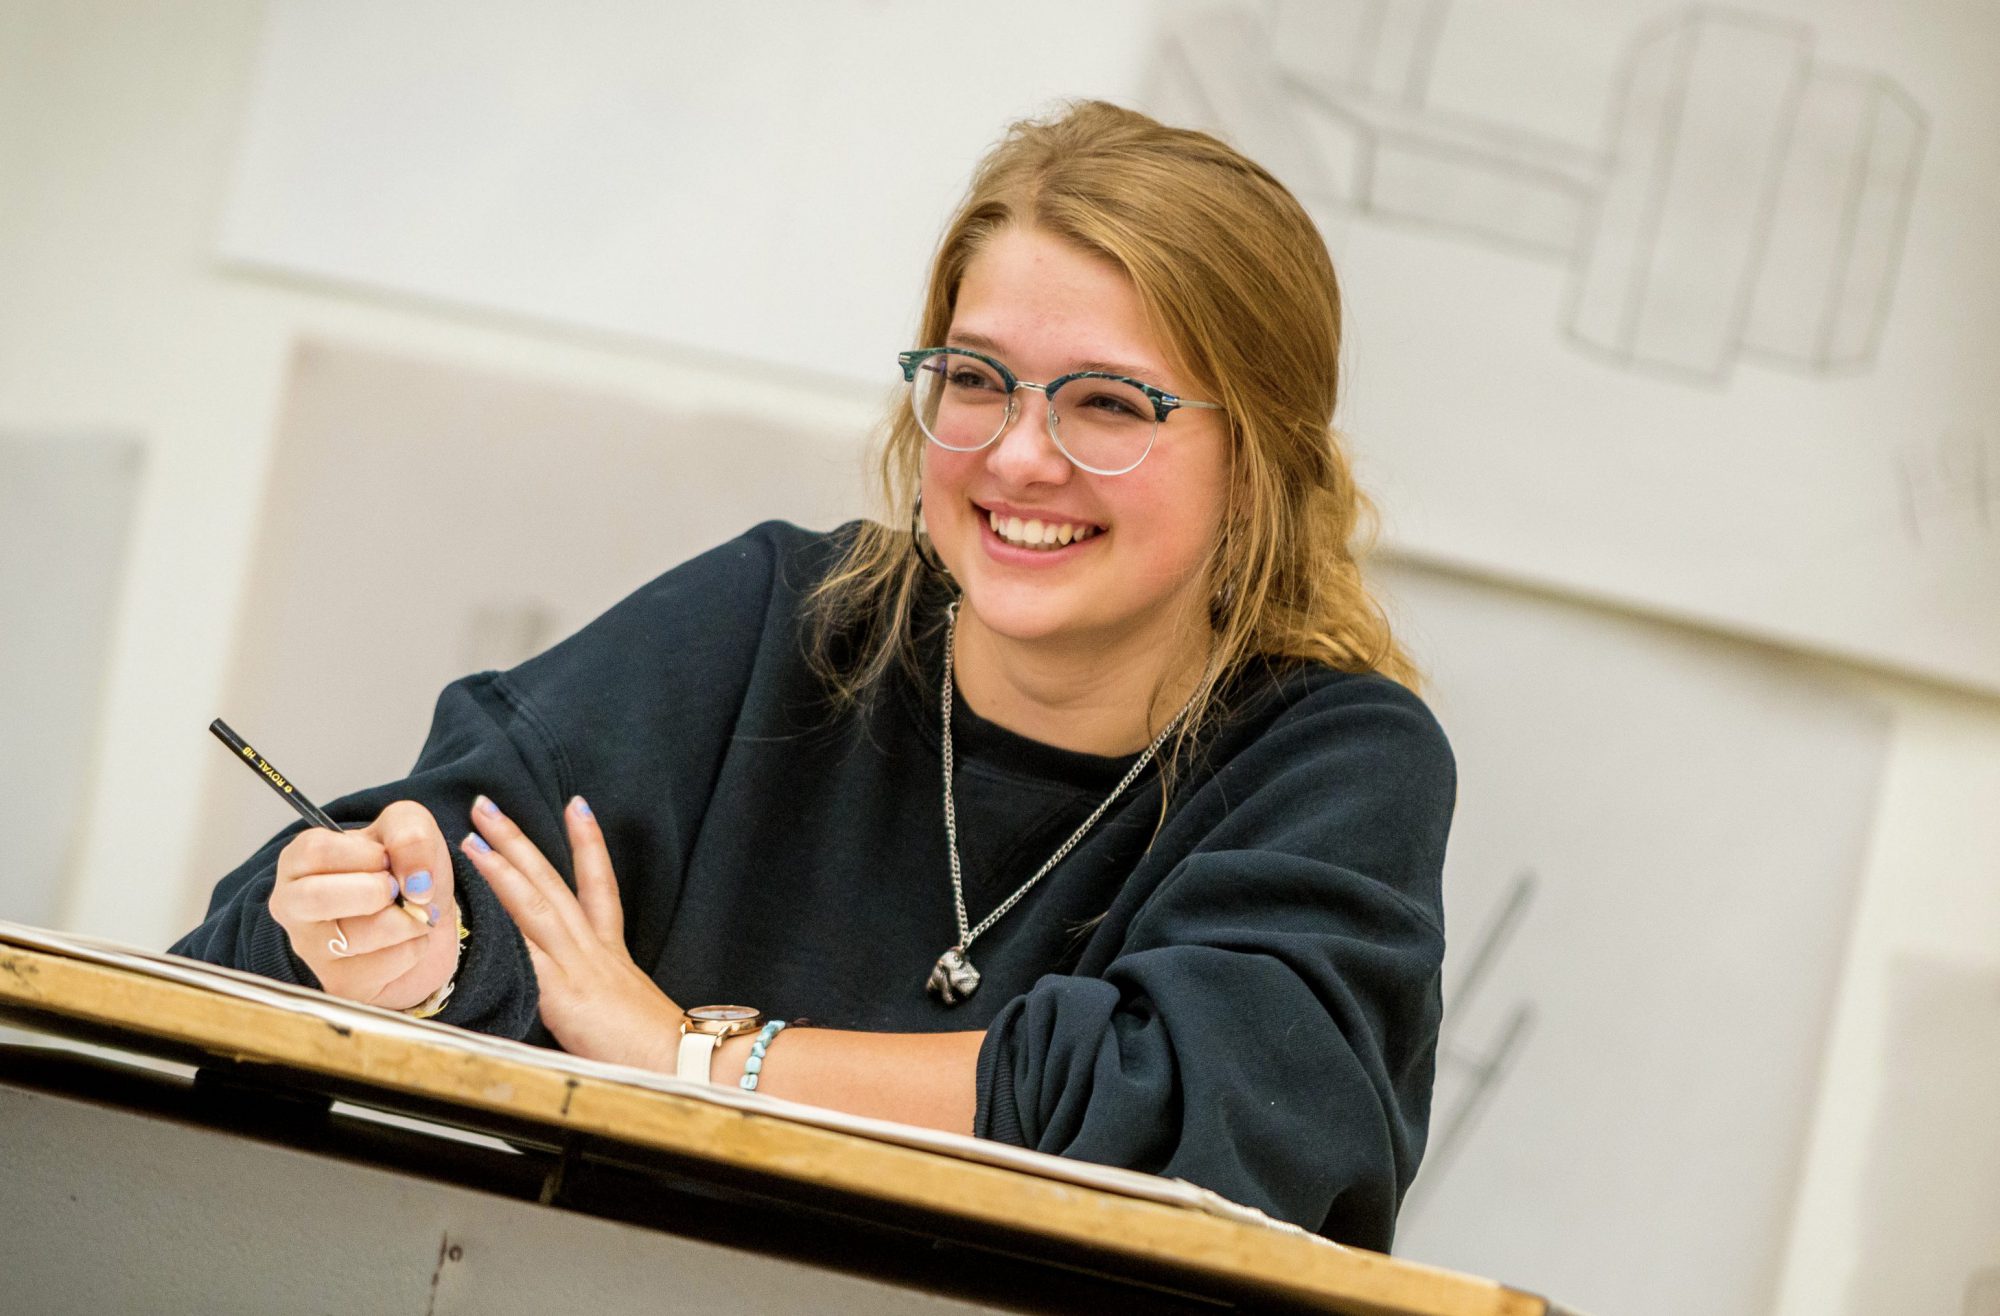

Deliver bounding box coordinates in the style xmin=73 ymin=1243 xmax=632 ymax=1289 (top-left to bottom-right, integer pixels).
xmin=983 ymin=509 xmax=1102 ymax=550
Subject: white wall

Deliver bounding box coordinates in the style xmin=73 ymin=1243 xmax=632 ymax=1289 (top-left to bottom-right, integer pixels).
xmin=1772 ymin=682 xmax=2000 ymax=1315
xmin=1 ymin=3 xmax=1994 ymax=1311
xmin=0 ymin=0 xmax=882 ymax=946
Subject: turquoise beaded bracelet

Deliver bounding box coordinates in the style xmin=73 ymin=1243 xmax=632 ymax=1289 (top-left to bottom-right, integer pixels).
xmin=739 ymin=1019 xmax=788 ymax=1091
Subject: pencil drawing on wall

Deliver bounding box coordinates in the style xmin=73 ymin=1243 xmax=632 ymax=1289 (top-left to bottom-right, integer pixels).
xmin=1146 ymin=0 xmax=1928 ymax=384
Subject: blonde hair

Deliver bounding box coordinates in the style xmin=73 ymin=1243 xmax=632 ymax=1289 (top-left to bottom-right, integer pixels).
xmin=805 ymin=99 xmax=1416 ymax=763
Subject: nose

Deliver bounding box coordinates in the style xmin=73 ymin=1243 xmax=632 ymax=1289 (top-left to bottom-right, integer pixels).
xmin=985 ymin=388 xmax=1071 ymax=486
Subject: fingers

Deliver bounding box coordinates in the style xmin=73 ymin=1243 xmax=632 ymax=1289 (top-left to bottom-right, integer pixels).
xmin=373 ymin=930 xmax=461 ymax=1008
xmin=368 ymin=800 xmax=454 ymax=913
xmin=518 ymin=936 xmax=554 ymax=987
xmin=354 ymin=883 xmax=464 ymax=1011
xmin=566 ymin=796 xmax=624 ymax=944
xmin=344 ymin=933 xmax=434 ymax=1005
xmin=276 ymin=827 xmax=387 ymax=884
xmin=325 ymin=901 xmax=438 ymax=958
xmin=464 ymin=794 xmax=593 ymax=945
xmin=268 ymin=801 xmax=462 ymax=1008
xmin=466 ymin=841 xmax=577 ymax=964
xmin=281 ymin=884 xmax=433 ymax=1003
xmin=271 ymin=869 xmax=400 ymax=925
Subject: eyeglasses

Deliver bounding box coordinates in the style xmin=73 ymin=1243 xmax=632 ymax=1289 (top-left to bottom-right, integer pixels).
xmin=897 ymin=347 xmax=1223 ymax=476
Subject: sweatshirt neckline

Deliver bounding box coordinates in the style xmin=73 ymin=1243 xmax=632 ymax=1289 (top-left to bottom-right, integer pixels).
xmin=899 ymin=623 xmax=1148 ymax=796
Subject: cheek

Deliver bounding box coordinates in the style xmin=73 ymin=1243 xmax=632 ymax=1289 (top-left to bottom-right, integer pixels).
xmin=921 ymin=448 xmax=982 ymax=500
xmin=1112 ymin=465 xmax=1227 ymax=575
xmin=920 ymin=451 xmax=986 ymax=542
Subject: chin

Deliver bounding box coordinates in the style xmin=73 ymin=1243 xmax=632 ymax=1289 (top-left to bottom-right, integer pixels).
xmin=955 ymin=580 xmax=1085 ymax=644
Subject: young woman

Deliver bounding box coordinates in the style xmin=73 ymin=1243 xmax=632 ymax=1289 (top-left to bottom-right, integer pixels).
xmin=176 ymin=101 xmax=1455 ymax=1250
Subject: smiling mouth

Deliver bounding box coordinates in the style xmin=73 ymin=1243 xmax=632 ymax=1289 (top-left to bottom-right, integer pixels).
xmin=981 ymin=505 xmax=1105 ymax=551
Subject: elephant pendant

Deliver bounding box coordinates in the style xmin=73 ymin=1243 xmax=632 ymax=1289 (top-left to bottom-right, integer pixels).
xmin=926 ymin=945 xmax=981 ymax=1005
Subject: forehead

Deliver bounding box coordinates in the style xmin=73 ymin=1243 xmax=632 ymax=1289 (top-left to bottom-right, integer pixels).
xmin=947 ymin=226 xmax=1171 ymax=380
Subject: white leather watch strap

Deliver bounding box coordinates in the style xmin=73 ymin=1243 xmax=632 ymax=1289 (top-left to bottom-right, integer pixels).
xmin=676 ymin=1028 xmax=721 ymax=1084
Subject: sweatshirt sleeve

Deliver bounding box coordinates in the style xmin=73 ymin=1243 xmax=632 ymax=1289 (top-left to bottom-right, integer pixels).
xmin=972 ymin=677 xmax=1455 ymax=1249
xmin=169 ymin=671 xmax=561 ymax=1039
xmin=170 ymin=520 xmax=813 ymax=1039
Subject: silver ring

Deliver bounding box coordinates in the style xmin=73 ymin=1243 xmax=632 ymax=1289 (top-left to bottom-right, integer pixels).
xmin=328 ymin=920 xmax=354 ymax=957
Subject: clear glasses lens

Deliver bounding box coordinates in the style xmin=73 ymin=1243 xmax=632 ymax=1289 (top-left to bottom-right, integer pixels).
xmin=911 ymin=351 xmax=1011 ymax=452
xmin=1048 ymin=376 xmax=1157 ymax=475
xmin=909 ymin=352 xmax=1160 ymax=474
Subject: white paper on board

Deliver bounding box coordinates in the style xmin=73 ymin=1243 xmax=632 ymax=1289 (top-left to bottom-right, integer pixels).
xmin=220 ymin=0 xmax=2000 ymax=696
xmin=1380 ymin=559 xmax=1891 ymax=1316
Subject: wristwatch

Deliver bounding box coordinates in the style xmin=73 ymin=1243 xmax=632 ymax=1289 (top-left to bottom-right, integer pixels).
xmin=676 ymin=1004 xmax=764 ymax=1084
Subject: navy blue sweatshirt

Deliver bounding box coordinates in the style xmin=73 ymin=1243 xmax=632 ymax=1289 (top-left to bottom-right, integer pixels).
xmin=175 ymin=521 xmax=1454 ymax=1249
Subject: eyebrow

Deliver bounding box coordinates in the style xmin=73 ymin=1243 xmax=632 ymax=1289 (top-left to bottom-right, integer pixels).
xmin=944 ymin=331 xmax=1164 ymax=384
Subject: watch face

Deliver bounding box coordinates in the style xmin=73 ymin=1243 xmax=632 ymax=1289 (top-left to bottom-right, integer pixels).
xmin=689 ymin=1005 xmax=759 ymax=1023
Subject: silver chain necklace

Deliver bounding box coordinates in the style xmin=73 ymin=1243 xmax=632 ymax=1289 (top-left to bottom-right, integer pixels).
xmin=926 ymin=602 xmax=1194 ymax=1005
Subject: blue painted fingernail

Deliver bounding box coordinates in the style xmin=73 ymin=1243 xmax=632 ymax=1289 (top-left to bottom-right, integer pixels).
xmin=426 ymin=902 xmax=442 ymax=927
xmin=474 ymin=795 xmax=499 ymax=816
xmin=466 ymin=834 xmax=491 ymax=854
xmin=402 ymin=870 xmax=433 ymax=896
xmin=572 ymin=796 xmax=593 ymax=820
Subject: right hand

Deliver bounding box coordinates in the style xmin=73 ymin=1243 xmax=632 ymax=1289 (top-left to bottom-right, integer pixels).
xmin=269 ymin=801 xmax=462 ymax=1010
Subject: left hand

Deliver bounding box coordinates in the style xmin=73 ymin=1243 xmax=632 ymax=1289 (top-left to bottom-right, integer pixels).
xmin=461 ymin=793 xmax=682 ymax=1071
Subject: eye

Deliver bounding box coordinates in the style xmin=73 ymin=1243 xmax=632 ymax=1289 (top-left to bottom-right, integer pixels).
xmin=944 ymin=362 xmax=1000 ymax=392
xmin=946 ymin=366 xmax=1003 ymax=392
xmin=1078 ymin=388 xmax=1148 ymax=420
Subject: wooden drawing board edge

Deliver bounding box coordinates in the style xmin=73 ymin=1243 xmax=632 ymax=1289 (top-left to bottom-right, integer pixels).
xmin=0 ymin=945 xmax=1550 ymax=1316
